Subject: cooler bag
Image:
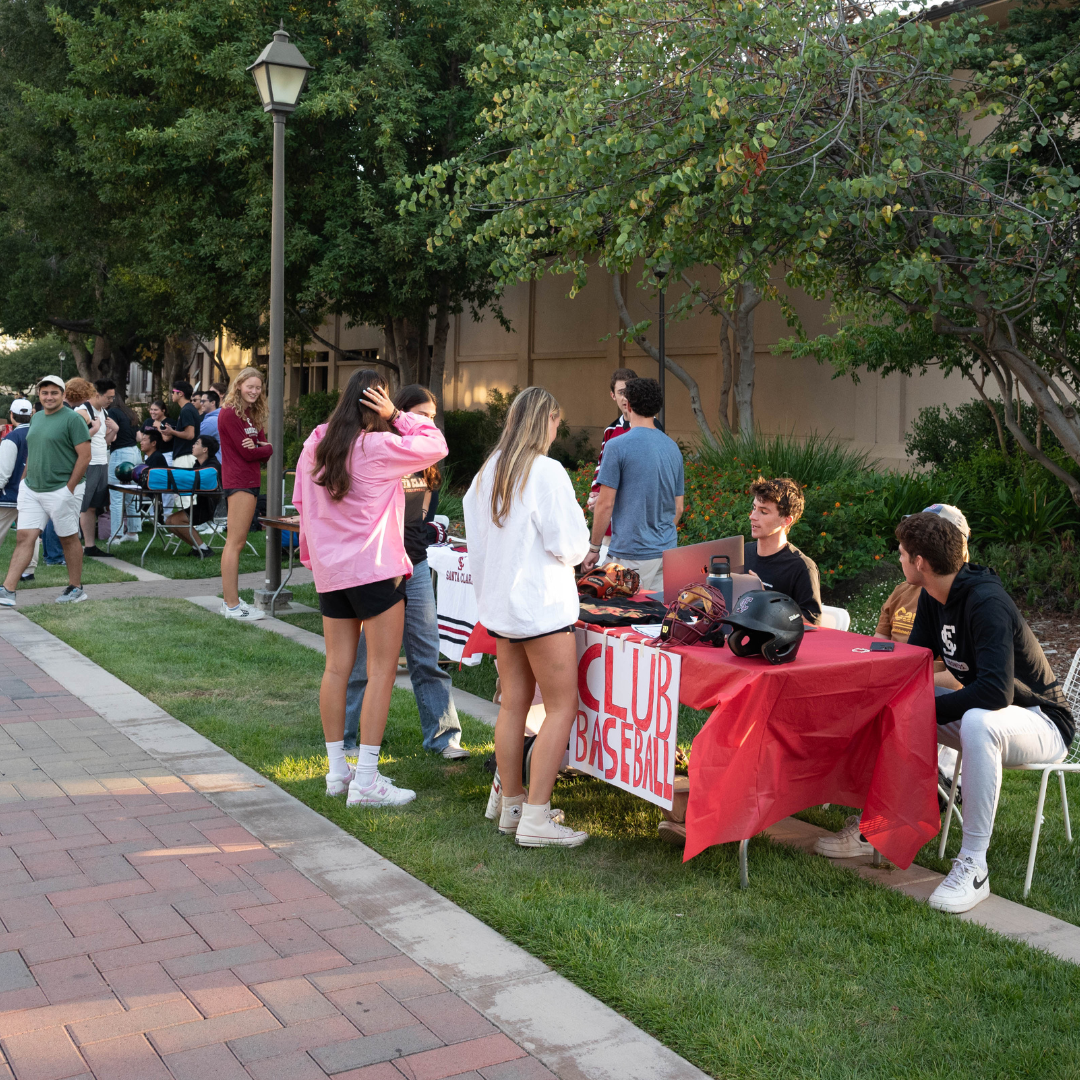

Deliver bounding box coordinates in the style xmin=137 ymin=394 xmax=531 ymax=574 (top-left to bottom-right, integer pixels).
xmin=143 ymin=467 xmax=219 ymax=492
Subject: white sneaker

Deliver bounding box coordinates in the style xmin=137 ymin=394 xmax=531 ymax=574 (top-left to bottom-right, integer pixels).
xmin=928 ymin=856 xmax=990 ymax=914
xmin=346 ymin=773 xmax=416 ymax=808
xmin=122 ymin=533 xmax=141 ymax=543
xmin=484 ymin=771 xmax=503 ymax=821
xmin=326 ymin=767 xmax=355 ymax=797
xmin=220 ymin=600 xmax=265 ymax=621
xmin=498 ymin=796 xmax=525 ymax=835
xmin=0 ymin=586 xmax=16 ymax=608
xmin=813 ymin=815 xmax=874 ymax=858
xmin=55 ymin=585 xmax=87 ymax=604
xmin=515 ymin=803 xmax=588 ymax=848
xmin=441 ymin=745 xmax=471 ymax=760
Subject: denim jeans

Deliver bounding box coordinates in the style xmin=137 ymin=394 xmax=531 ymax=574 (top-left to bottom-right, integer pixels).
xmin=43 ymin=521 xmax=65 ymax=565
xmin=344 ymin=560 xmax=462 ymax=753
xmin=108 ymin=446 xmax=143 ymax=537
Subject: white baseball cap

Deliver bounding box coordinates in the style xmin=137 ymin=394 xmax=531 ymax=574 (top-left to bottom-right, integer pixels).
xmin=10 ymin=398 xmax=33 ymax=417
xmin=923 ymin=503 xmax=971 ymax=539
xmin=37 ymin=375 xmax=66 ymax=390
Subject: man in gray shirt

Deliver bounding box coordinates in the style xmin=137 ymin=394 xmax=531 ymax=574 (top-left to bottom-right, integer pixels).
xmin=581 ymin=378 xmax=684 ymax=592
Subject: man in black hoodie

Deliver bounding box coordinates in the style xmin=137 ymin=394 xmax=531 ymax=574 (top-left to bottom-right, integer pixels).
xmin=899 ymin=512 xmax=1073 ymax=913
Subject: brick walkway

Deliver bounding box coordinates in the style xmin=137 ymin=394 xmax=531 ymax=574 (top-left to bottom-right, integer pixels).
xmin=0 ymin=637 xmax=551 ymax=1080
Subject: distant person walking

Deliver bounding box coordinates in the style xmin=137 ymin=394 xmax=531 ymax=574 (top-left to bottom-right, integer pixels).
xmin=217 ymin=367 xmax=272 ymax=621
xmin=0 ymin=376 xmax=92 ymax=607
xmin=294 ymin=369 xmax=447 ymax=809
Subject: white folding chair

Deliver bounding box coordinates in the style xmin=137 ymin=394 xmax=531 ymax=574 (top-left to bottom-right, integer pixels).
xmin=819 ymin=605 xmax=851 ymax=631
xmin=938 ymin=647 xmax=1080 ymax=897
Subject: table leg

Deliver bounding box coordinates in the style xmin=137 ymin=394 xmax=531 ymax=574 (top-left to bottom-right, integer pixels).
xmin=739 ymin=838 xmax=749 ymax=889
xmin=269 ymin=537 xmax=295 ymax=617
xmin=871 ymin=848 xmax=882 ymax=868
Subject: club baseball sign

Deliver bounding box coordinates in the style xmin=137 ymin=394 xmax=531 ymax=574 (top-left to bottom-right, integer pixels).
xmin=572 ymin=629 xmax=681 ymax=810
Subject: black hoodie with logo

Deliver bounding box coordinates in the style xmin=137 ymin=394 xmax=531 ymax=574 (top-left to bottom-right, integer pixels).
xmin=907 ymin=563 xmax=1074 ymax=747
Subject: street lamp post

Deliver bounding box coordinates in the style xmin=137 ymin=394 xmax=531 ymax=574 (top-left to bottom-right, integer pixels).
xmin=657 ymin=277 xmax=667 ymax=431
xmin=247 ymin=23 xmax=311 ymax=610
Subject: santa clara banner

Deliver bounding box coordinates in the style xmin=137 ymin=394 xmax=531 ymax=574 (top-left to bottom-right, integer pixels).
xmin=572 ymin=628 xmax=681 ymax=810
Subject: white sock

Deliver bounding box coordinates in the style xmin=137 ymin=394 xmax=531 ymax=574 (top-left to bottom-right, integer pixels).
xmin=958 ymin=847 xmax=988 ymax=873
xmin=326 ymin=740 xmax=348 ymax=778
xmin=355 ymin=744 xmax=381 ymax=789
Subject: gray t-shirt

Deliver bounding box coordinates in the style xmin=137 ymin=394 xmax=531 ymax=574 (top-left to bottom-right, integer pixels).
xmin=596 ymin=426 xmax=684 ymax=560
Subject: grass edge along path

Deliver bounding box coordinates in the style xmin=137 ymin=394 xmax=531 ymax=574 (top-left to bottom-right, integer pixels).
xmin=25 ymin=598 xmax=1080 ymax=1080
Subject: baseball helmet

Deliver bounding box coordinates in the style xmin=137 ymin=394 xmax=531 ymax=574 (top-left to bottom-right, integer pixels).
xmin=721 ymin=590 xmax=805 ymax=665
xmin=650 ymin=583 xmax=728 ymax=648
xmin=116 ymin=461 xmax=135 ymax=483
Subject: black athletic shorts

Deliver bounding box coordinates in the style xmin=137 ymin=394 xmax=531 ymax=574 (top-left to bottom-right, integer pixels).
xmin=489 ymin=625 xmax=576 ymax=643
xmin=223 ymin=486 xmax=261 ymax=499
xmin=318 ymin=576 xmax=407 ymax=621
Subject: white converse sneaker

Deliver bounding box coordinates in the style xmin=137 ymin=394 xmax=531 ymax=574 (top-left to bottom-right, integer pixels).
xmin=813 ymin=815 xmax=874 ymax=858
xmin=515 ymin=803 xmax=588 ymax=848
xmin=346 ymin=773 xmax=416 ymax=808
xmin=326 ymin=766 xmax=355 ymax=797
xmin=220 ymin=600 xmax=265 ymax=621
xmin=928 ymin=856 xmax=990 ymax=914
xmin=498 ymin=795 xmax=525 ymax=835
xmin=484 ymin=771 xmax=504 ymax=821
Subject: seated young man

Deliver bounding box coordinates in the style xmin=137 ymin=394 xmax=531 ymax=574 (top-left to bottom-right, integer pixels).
xmin=743 ymin=477 xmax=821 ymax=624
xmin=820 ymin=512 xmax=1073 ymax=914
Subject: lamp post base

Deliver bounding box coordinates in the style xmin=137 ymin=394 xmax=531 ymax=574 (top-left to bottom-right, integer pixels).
xmin=253 ymin=588 xmax=293 ymax=614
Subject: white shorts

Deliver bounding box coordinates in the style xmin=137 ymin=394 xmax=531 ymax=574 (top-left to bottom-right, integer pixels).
xmin=17 ymin=483 xmax=85 ymax=537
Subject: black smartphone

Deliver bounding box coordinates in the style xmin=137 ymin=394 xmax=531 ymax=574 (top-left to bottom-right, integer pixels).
xmin=870 ymin=641 xmax=895 ymax=652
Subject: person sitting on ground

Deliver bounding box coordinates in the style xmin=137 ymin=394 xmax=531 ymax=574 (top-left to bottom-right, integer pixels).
xmin=820 ymin=512 xmax=1074 ymax=914
xmin=0 ymin=400 xmax=40 ymax=582
xmin=165 ymin=435 xmax=222 ymax=558
xmin=580 ymin=377 xmax=684 ymax=593
xmin=742 ymin=476 xmax=821 ymax=624
xmin=0 ymin=376 xmax=92 ymax=607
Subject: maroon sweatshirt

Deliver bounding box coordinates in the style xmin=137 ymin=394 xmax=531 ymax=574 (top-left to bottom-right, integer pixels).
xmin=218 ymin=406 xmax=272 ymax=489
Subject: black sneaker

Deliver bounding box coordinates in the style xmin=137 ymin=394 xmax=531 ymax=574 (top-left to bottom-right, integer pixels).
xmin=83 ymin=547 xmax=109 ymax=557
xmin=20 ymin=572 xmax=34 ymax=582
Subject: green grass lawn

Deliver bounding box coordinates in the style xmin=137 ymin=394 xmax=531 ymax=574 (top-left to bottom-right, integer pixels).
xmin=26 ymin=597 xmax=1080 ymax=1080
xmin=105 ymin=528 xmax=280 ymax=579
xmin=0 ymin=531 xmax=135 ymax=588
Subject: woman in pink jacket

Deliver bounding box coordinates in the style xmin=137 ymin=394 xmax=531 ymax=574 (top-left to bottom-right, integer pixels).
xmin=294 ymin=369 xmax=447 ymax=808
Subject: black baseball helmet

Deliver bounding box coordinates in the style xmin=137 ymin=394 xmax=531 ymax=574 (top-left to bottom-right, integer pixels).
xmin=721 ymin=590 xmax=805 ymax=665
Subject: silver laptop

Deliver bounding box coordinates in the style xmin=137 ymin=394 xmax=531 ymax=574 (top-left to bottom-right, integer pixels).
xmin=662 ymin=535 xmax=746 ymax=604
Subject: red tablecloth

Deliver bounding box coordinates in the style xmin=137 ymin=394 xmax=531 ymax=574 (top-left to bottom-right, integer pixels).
xmin=462 ymin=619 xmax=939 ymax=869
xmin=681 ymin=627 xmax=939 ymax=868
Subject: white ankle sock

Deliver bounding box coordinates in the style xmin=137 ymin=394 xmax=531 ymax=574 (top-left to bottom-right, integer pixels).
xmin=958 ymin=847 xmax=987 ymax=873
xmin=355 ymin=744 xmax=381 ymax=789
xmin=326 ymin=740 xmax=348 ymax=778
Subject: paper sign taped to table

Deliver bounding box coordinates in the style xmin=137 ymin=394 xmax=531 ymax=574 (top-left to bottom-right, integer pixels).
xmin=572 ymin=628 xmax=681 ymax=810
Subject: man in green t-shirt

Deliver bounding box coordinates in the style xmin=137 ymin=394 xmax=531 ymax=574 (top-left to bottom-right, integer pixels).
xmin=0 ymin=376 xmax=92 ymax=607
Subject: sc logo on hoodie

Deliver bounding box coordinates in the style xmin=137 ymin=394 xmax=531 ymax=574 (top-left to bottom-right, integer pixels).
xmin=941 ymin=625 xmax=957 ymax=656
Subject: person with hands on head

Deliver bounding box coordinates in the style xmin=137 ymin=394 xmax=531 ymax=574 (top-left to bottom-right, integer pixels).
xmin=344 ymin=385 xmax=467 ymax=762
xmin=464 ymin=387 xmax=592 ymax=847
xmin=294 ymin=369 xmax=448 ymax=809
xmin=217 ymin=367 xmax=273 ymax=621
xmin=581 ymin=377 xmax=683 ymax=593
xmin=0 ymin=376 xmax=92 ymax=607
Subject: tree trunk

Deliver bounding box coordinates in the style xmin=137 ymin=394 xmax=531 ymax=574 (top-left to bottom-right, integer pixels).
xmin=733 ymin=285 xmax=760 ymax=440
xmin=430 ymin=282 xmax=451 ymax=428
xmin=66 ymin=332 xmax=91 ymax=380
xmin=90 ymin=336 xmax=111 ymax=382
xmin=718 ymin=315 xmax=734 ymax=434
xmin=611 ymin=272 xmax=718 ymax=448
xmin=162 ymin=334 xmax=191 ymax=399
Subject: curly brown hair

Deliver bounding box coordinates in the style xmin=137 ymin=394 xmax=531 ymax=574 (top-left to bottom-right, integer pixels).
xmin=750 ymin=476 xmax=805 ymax=524
xmin=64 ymin=377 xmax=94 ymax=406
xmin=895 ymin=512 xmax=965 ymax=575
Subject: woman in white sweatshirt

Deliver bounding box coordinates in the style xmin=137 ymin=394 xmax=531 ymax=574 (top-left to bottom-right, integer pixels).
xmin=464 ymin=387 xmax=591 ymax=847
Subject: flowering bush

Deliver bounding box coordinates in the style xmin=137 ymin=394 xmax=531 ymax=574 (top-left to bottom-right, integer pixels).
xmin=569 ymin=457 xmax=888 ymax=587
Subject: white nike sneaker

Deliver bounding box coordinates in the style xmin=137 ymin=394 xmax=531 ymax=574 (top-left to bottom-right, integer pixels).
xmin=928 ymin=856 xmax=990 ymax=914
xmin=346 ymin=773 xmax=416 ymax=808
xmin=326 ymin=766 xmax=355 ymax=797
xmin=514 ymin=803 xmax=588 ymax=848
xmin=220 ymin=600 xmax=265 ymax=621
xmin=813 ymin=814 xmax=874 ymax=859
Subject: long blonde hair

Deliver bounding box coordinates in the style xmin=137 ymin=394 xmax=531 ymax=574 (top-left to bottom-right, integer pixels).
xmin=484 ymin=387 xmax=559 ymax=527
xmin=221 ymin=366 xmax=269 ymax=431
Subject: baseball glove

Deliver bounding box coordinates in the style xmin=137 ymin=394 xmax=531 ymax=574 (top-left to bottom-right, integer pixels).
xmin=577 ymin=562 xmax=641 ymax=600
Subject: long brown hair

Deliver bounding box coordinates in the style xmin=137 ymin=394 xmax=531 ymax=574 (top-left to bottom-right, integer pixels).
xmin=393 ymin=384 xmax=442 ymax=491
xmin=222 ymin=366 xmax=269 ymax=431
xmin=483 ymin=386 xmax=559 ymax=527
xmin=313 ymin=369 xmax=394 ymax=500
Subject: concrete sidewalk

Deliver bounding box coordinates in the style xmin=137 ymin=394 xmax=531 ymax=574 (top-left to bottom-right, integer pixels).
xmin=0 ymin=612 xmax=706 ymax=1080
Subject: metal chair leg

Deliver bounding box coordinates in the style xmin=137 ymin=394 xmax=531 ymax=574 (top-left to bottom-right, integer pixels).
xmin=937 ymin=784 xmax=963 ymax=828
xmin=1024 ymin=768 xmax=1053 ymax=899
xmin=738 ymin=839 xmax=749 ymax=889
xmin=938 ymin=749 xmax=962 ymax=859
xmin=1059 ymin=770 xmax=1072 ymax=843
xmin=871 ymin=848 xmax=883 ymax=867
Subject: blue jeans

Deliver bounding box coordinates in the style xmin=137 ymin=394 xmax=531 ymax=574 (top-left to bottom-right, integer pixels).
xmin=344 ymin=559 xmax=462 ymax=753
xmin=108 ymin=446 xmax=143 ymax=537
xmin=43 ymin=521 xmax=65 ymax=565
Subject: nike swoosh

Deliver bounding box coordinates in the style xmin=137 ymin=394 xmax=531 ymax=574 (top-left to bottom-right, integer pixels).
xmin=973 ymin=874 xmax=988 ymax=890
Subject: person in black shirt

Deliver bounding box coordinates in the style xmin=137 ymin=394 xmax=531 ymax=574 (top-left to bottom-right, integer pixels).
xmin=343 ymin=385 xmax=466 ymax=760
xmin=742 ymin=476 xmax=821 ymax=624
xmin=166 ymin=435 xmax=222 ymax=557
xmin=100 ymin=381 xmax=142 ymax=542
xmin=137 ymin=428 xmax=168 ymax=470
xmin=163 ymin=380 xmax=200 ymax=460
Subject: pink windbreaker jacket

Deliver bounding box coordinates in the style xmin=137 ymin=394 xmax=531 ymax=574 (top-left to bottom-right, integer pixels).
xmin=293 ymin=412 xmax=448 ymax=593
